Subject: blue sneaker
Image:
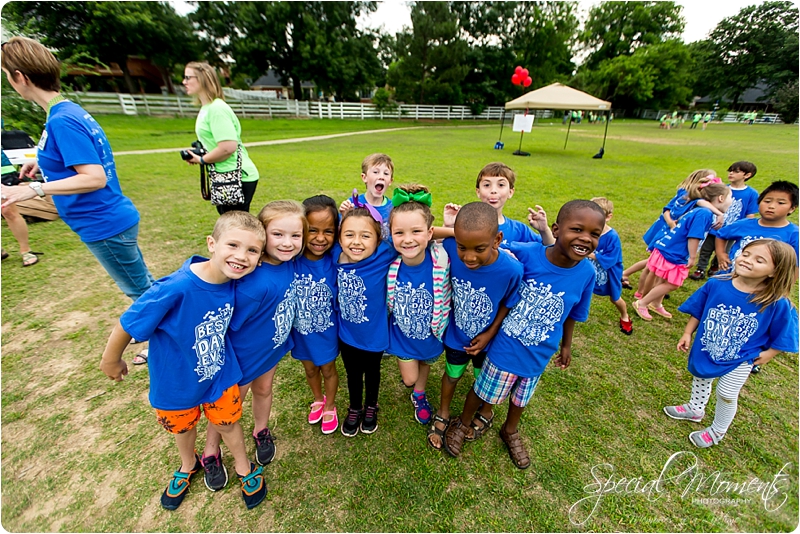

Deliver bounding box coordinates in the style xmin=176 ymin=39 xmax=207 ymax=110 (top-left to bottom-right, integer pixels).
xmin=410 ymin=392 xmax=432 ymax=425
xmin=238 ymin=463 xmax=267 ymax=509
xmin=161 ymin=453 xmax=202 ymax=510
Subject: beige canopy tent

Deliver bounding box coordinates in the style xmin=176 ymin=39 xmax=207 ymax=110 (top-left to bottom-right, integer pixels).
xmin=501 ymin=83 xmax=613 ymax=157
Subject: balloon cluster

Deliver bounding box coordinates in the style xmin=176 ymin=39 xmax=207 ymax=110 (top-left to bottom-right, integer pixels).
xmin=511 ymin=66 xmax=532 ymax=88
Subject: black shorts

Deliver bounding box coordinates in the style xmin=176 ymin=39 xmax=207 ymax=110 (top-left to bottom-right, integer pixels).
xmin=444 ymin=345 xmax=487 ymax=369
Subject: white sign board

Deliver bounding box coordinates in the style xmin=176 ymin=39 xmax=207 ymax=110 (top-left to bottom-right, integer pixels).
xmin=512 ymin=115 xmax=534 ymax=133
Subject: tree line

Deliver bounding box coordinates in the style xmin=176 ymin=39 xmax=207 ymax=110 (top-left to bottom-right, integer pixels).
xmin=2 ymin=1 xmax=798 ymax=120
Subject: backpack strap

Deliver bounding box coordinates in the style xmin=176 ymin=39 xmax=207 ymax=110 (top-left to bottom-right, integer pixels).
xmin=386 ymin=254 xmax=402 ymax=314
xmin=429 ymin=242 xmax=451 ymax=342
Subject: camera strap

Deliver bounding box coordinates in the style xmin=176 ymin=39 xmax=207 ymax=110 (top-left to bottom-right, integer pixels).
xmin=200 ymin=161 xmax=211 ymax=201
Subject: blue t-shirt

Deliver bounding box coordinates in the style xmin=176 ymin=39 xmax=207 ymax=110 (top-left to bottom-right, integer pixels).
xmin=678 ymin=278 xmax=798 ymax=378
xmin=488 ymin=243 xmax=595 ymax=377
xmin=228 ymin=261 xmax=296 ymax=384
xmin=37 ymin=101 xmax=139 ymax=243
xmin=441 ymin=237 xmax=523 ymax=351
xmin=642 ymin=190 xmax=696 ymax=248
xmin=120 ymin=256 xmax=241 ymax=411
xmin=654 ymin=208 xmax=715 ymax=265
xmin=499 ymin=217 xmax=542 ymax=248
xmin=335 ymin=240 xmax=397 ymax=351
xmin=291 ymin=253 xmax=340 ymax=366
xmin=716 ymin=218 xmax=800 ymax=272
xmin=590 ymin=228 xmax=624 ymax=301
xmin=709 ymin=185 xmax=759 ymax=236
xmin=388 ymin=250 xmax=443 ymax=360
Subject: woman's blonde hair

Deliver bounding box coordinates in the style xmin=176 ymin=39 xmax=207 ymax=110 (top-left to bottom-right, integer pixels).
xmin=389 ymin=183 xmax=435 ymax=229
xmin=185 ymin=62 xmax=224 ymax=105
xmin=722 ymin=239 xmax=798 ymax=312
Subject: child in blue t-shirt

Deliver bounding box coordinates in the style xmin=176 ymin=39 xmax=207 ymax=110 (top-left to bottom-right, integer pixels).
xmin=444 ymin=200 xmax=606 ymax=469
xmin=100 ymin=212 xmax=268 ymax=510
xmin=291 ymin=195 xmax=341 ymax=435
xmin=634 ymin=182 xmax=732 ymax=321
xmin=386 ymin=184 xmax=451 ymax=427
xmin=335 ymin=202 xmax=398 ymax=437
xmin=587 ymin=197 xmax=632 ymax=335
xmin=664 ymin=239 xmax=798 ymax=448
xmin=691 ymin=161 xmax=759 ymax=280
xmin=426 ymin=202 xmax=523 ymax=451
xmin=204 ymin=200 xmax=305 ymax=475
xmin=339 ymin=153 xmax=395 ymax=239
xmin=715 ymin=180 xmax=799 ymax=275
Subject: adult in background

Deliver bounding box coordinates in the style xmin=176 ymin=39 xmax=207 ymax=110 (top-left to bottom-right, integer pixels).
xmin=182 ymin=62 xmax=259 ymax=214
xmin=1 ymin=144 xmax=40 ymax=266
xmin=1 ymin=37 xmax=153 ymax=362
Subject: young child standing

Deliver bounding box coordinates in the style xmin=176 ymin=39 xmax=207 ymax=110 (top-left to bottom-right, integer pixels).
xmin=426 ymin=201 xmax=524 ymax=450
xmin=339 ymin=153 xmax=395 ymax=239
xmin=633 ymin=182 xmax=732 ymax=320
xmin=203 ymin=201 xmax=305 ymax=479
xmin=587 ymin=197 xmax=632 ymax=335
xmin=291 ymin=195 xmax=342 ymax=435
xmin=691 ymin=161 xmax=759 ymax=280
xmin=664 ymin=239 xmax=798 ymax=447
xmin=336 ymin=198 xmax=398 ymax=437
xmin=386 ymin=184 xmax=451 ymax=426
xmin=100 ymin=212 xmax=268 ymax=510
xmin=444 ymin=200 xmax=606 ymax=469
xmin=474 ymin=162 xmax=553 ymax=248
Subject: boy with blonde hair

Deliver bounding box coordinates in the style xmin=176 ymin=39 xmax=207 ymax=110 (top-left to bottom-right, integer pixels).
xmin=100 ymin=211 xmax=268 ymax=510
xmin=339 ymin=153 xmax=395 ymax=238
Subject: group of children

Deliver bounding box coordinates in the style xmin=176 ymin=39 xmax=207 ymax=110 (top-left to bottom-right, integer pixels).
xmin=100 ymin=154 xmax=798 ymax=510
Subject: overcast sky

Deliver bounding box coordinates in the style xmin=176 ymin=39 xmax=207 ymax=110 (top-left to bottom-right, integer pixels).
xmin=172 ymin=0 xmax=764 ymax=45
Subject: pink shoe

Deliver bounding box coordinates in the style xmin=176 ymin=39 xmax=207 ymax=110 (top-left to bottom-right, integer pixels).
xmin=633 ymin=300 xmax=652 ymax=321
xmin=648 ymin=304 xmax=673 ymax=319
xmin=308 ymin=396 xmax=326 ymax=424
xmin=321 ymin=408 xmax=338 ymax=435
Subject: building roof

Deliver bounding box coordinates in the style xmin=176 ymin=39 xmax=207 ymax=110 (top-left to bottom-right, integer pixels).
xmin=251 ymin=70 xmax=315 ymax=89
xmin=696 ymin=82 xmax=774 ymax=104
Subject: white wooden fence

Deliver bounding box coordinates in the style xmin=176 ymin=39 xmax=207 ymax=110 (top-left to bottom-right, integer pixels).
xmin=68 ymin=92 xmax=508 ymax=120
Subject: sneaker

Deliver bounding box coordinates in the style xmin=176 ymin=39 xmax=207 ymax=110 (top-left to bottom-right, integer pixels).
xmin=689 ymin=427 xmax=722 ymax=448
xmin=751 ymin=364 xmax=761 ymax=374
xmin=410 ymin=392 xmax=433 ymax=425
xmin=341 ymin=407 xmax=362 ymax=437
xmin=253 ymin=427 xmax=276 ymax=466
xmin=238 ymin=463 xmax=267 ymax=509
xmin=663 ymin=404 xmax=704 ymax=422
xmin=360 ymin=404 xmax=379 ymax=434
xmin=688 ymin=269 xmax=705 ymax=281
xmin=707 ymin=268 xmax=719 ymax=277
xmin=308 ymin=396 xmax=326 ymax=424
xmin=201 ymin=448 xmax=228 ymax=492
xmin=161 ymin=453 xmax=202 ymax=510
xmin=619 ymin=318 xmax=633 ymax=335
xmin=321 ymin=408 xmax=338 ymax=435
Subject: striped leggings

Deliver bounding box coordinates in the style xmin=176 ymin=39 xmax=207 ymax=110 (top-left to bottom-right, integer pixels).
xmin=688 ymin=361 xmax=752 ymax=436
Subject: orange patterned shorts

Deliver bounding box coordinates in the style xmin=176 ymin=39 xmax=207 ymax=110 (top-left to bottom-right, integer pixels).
xmin=155 ymin=385 xmax=242 ymax=434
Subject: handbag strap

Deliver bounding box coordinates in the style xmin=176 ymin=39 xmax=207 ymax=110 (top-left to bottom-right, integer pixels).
xmin=207 ymin=144 xmax=243 ymax=176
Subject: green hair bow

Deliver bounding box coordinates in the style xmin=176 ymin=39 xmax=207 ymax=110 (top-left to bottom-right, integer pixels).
xmin=392 ymin=188 xmax=432 ymax=207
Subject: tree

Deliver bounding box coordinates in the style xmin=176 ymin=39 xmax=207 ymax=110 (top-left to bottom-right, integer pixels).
xmin=773 ymin=80 xmax=798 ymax=123
xmin=579 ymin=1 xmax=684 ymax=69
xmin=694 ymin=1 xmax=799 ymax=105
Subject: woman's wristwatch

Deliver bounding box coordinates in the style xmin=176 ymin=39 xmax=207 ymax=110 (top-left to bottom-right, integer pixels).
xmin=29 ymin=182 xmax=45 ymax=197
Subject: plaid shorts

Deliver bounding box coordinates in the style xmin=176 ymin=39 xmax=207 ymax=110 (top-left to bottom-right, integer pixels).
xmin=473 ymin=358 xmax=540 ymax=408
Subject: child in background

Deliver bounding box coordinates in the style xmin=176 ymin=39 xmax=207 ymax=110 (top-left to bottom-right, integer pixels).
xmin=339 ymin=153 xmax=395 ymax=239
xmin=387 ymin=184 xmax=451 ymax=425
xmin=336 ymin=196 xmax=398 ymax=437
xmin=426 ymin=202 xmax=524 ymax=450
xmin=664 ymin=239 xmax=798 ymax=447
xmin=587 ymin=197 xmax=632 ymax=335
xmin=633 ymin=182 xmax=732 ymax=320
xmin=292 ymin=195 xmax=341 ymax=434
xmin=690 ymin=161 xmax=760 ymax=280
xmin=474 ymin=162 xmax=553 ymax=248
xmin=100 ymin=212 xmax=267 ymax=510
xmin=444 ymin=200 xmax=606 ymax=469
xmin=204 ymin=201 xmax=305 ymax=479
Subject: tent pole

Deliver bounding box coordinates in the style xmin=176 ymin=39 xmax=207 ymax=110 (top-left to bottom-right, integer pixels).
xmin=601 ymin=110 xmax=610 ymax=150
xmin=564 ymin=111 xmax=572 ymax=149
xmin=498 ymin=109 xmax=506 ymax=140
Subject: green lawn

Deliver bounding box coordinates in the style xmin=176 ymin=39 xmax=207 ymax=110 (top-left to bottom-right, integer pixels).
xmin=1 ymin=117 xmax=798 ymax=532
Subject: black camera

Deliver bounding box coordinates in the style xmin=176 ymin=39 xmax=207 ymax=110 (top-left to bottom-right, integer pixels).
xmin=180 ymin=140 xmax=206 ymax=161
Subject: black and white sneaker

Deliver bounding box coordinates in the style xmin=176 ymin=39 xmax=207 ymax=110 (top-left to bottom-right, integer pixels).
xmin=341 ymin=408 xmax=362 ymax=437
xmin=201 ymin=448 xmax=228 ymax=491
xmin=253 ymin=427 xmax=276 ymax=466
xmin=360 ymin=405 xmax=379 ymax=434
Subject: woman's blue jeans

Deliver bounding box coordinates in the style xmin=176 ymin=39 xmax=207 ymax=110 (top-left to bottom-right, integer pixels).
xmin=84 ymin=223 xmax=154 ymax=301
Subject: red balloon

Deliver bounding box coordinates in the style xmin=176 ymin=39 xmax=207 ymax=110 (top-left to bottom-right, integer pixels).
xmin=523 ymin=76 xmax=532 ymax=87
xmin=511 ymin=74 xmax=521 ymax=85
xmin=515 ymin=66 xmax=523 ymax=75
xmin=521 ymin=68 xmax=529 ymax=78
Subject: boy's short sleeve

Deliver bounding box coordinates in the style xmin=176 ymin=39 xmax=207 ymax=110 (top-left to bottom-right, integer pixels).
xmin=743 ymin=187 xmax=760 ymax=217
xmin=677 ymin=279 xmax=712 ymax=319
xmin=500 ymin=253 xmax=524 ymax=309
xmin=119 ymin=284 xmax=176 ymax=342
xmin=568 ymin=268 xmax=595 ymax=322
xmin=715 ymin=219 xmax=746 ymax=241
xmin=593 ymin=233 xmax=622 ymax=270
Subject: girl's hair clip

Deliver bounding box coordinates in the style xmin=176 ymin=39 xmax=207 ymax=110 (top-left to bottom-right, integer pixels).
xmin=351 ymin=188 xmax=383 ymax=224
xmin=698 ymin=176 xmax=722 ymax=188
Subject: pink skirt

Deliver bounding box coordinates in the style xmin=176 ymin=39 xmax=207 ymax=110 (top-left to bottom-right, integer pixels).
xmin=647 ymin=249 xmax=688 ymax=286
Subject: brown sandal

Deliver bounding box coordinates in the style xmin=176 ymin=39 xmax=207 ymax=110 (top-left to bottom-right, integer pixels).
xmin=466 ymin=411 xmax=494 ymax=442
xmin=443 ymin=418 xmax=468 ymax=457
xmin=426 ymin=414 xmax=450 ymax=450
xmin=499 ymin=425 xmax=531 ymax=469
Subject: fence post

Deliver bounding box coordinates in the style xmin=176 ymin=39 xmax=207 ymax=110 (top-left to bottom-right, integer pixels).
xmin=267 ymin=98 xmax=273 ymax=119
xmin=318 ymin=101 xmax=322 ymax=119
xmin=339 ymin=102 xmax=344 ymax=120
xmin=295 ymin=100 xmax=299 ymax=117
xmin=360 ymin=103 xmax=364 ymax=120
xmin=142 ymin=94 xmax=151 ymax=115
xmin=415 ymin=106 xmax=418 ymax=120
xmin=176 ymin=95 xmax=184 ymax=117
xmin=447 ymin=107 xmax=451 ymax=120
xmin=240 ymin=100 xmax=246 ymax=118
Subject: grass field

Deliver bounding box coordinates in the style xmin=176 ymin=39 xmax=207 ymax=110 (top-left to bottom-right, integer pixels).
xmin=1 ymin=116 xmax=798 ymax=532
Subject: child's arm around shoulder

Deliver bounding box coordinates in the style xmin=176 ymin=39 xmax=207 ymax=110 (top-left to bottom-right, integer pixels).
xmin=696 ymin=199 xmax=724 ymax=229
xmin=100 ymin=320 xmax=132 ymax=382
